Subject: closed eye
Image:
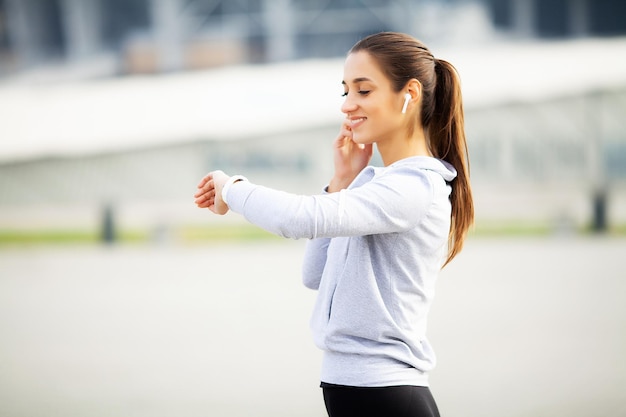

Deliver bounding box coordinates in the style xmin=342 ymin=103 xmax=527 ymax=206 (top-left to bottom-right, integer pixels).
xmin=341 ymin=90 xmax=371 ymax=97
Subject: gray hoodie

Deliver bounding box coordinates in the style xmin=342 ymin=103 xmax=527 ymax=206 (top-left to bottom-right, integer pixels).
xmin=224 ymin=156 xmax=456 ymax=387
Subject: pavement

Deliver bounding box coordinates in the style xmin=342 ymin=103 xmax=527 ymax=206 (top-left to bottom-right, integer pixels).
xmin=0 ymin=236 xmax=624 ymax=417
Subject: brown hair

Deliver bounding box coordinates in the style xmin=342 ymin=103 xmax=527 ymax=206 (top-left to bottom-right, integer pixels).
xmin=350 ymin=32 xmax=474 ymax=266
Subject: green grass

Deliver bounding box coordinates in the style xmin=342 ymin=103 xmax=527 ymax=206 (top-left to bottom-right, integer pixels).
xmin=0 ymin=229 xmax=99 ymax=245
xmin=0 ymin=229 xmax=147 ymax=246
xmin=0 ymin=221 xmax=623 ymax=247
xmin=179 ymin=224 xmax=279 ymax=242
xmin=0 ymin=224 xmax=279 ymax=247
xmin=470 ymin=221 xmax=554 ymax=237
xmin=612 ymin=223 xmax=626 ymax=235
xmin=470 ymin=220 xmax=626 ymax=237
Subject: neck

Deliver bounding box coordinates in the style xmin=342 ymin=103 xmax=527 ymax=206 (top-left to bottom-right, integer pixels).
xmin=378 ymin=128 xmax=431 ymax=166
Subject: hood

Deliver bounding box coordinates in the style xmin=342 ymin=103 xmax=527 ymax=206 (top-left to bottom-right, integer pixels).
xmin=388 ymin=156 xmax=457 ymax=182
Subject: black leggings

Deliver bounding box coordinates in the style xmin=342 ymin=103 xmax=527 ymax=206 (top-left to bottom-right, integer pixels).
xmin=322 ymin=383 xmax=440 ymax=417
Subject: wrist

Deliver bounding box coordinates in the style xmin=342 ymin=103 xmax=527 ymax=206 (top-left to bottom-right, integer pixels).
xmin=328 ymin=176 xmax=352 ymax=193
xmin=221 ymin=175 xmax=248 ymax=206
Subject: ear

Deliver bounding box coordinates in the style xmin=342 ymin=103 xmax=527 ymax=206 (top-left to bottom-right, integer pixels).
xmin=406 ymin=79 xmax=422 ymax=101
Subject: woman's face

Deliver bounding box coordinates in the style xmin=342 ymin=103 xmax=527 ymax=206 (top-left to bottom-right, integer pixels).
xmin=341 ymin=51 xmax=407 ymax=146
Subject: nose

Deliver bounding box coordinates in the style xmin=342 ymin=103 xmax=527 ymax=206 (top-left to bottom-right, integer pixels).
xmin=341 ymin=93 xmax=357 ymax=114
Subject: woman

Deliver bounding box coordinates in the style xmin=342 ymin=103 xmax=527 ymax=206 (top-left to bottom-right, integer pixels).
xmin=194 ymin=32 xmax=473 ymax=417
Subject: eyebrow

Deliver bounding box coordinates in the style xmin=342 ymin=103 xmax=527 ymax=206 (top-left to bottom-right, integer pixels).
xmin=341 ymin=77 xmax=373 ymax=85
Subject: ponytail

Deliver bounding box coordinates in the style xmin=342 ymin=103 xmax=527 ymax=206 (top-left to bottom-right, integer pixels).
xmin=430 ymin=59 xmax=474 ymax=267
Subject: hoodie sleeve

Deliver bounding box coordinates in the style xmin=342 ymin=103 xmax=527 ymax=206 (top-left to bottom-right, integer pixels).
xmin=224 ymin=165 xmax=437 ymax=240
xmin=301 ymin=237 xmax=330 ymax=290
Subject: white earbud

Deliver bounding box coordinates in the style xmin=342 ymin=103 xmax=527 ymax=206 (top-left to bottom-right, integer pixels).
xmin=401 ymin=93 xmax=411 ymax=114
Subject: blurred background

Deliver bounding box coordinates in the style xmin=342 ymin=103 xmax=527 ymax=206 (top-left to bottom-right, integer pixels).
xmin=0 ymin=1 xmax=625 ymax=417
xmin=0 ymin=0 xmax=625 ymax=237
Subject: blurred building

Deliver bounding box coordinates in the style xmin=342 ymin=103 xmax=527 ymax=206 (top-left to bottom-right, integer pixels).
xmin=1 ymin=38 xmax=625 ymax=235
xmin=0 ymin=0 xmax=625 ymax=237
xmin=488 ymin=0 xmax=626 ymax=38
xmin=1 ymin=0 xmax=625 ymax=77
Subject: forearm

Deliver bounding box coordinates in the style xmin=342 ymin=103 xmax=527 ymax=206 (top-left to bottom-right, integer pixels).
xmin=226 ymin=181 xmax=322 ymax=239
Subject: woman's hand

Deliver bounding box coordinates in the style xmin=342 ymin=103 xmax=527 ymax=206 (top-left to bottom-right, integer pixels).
xmin=194 ymin=170 xmax=230 ymax=215
xmin=328 ymin=120 xmax=373 ymax=192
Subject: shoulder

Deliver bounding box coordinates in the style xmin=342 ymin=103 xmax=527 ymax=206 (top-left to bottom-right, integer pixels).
xmin=385 ymin=156 xmax=456 ymax=180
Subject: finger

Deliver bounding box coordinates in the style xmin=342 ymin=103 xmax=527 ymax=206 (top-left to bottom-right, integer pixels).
xmin=340 ymin=124 xmax=353 ymax=139
xmin=194 ymin=190 xmax=208 ymax=204
xmin=334 ymin=135 xmax=351 ymax=149
xmin=197 ymin=173 xmax=213 ymax=188
xmin=197 ymin=170 xmax=223 ymax=188
xmin=195 ymin=189 xmax=215 ymax=204
xmin=194 ymin=179 xmax=214 ymax=198
xmin=196 ymin=193 xmax=214 ymax=208
xmin=336 ymin=121 xmax=352 ymax=141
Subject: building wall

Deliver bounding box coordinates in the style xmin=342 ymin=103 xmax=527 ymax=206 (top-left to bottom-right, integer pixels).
xmin=0 ymin=88 xmax=625 ymax=233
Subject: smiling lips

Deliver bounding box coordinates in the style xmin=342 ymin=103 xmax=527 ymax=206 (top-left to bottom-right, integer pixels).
xmin=349 ymin=117 xmax=366 ymax=128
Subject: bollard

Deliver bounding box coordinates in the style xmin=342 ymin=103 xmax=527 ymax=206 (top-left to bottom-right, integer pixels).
xmin=592 ymin=190 xmax=607 ymax=233
xmin=101 ymin=203 xmax=116 ymax=244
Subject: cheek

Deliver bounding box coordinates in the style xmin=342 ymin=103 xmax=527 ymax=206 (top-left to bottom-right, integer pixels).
xmin=372 ymin=105 xmax=401 ymax=129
